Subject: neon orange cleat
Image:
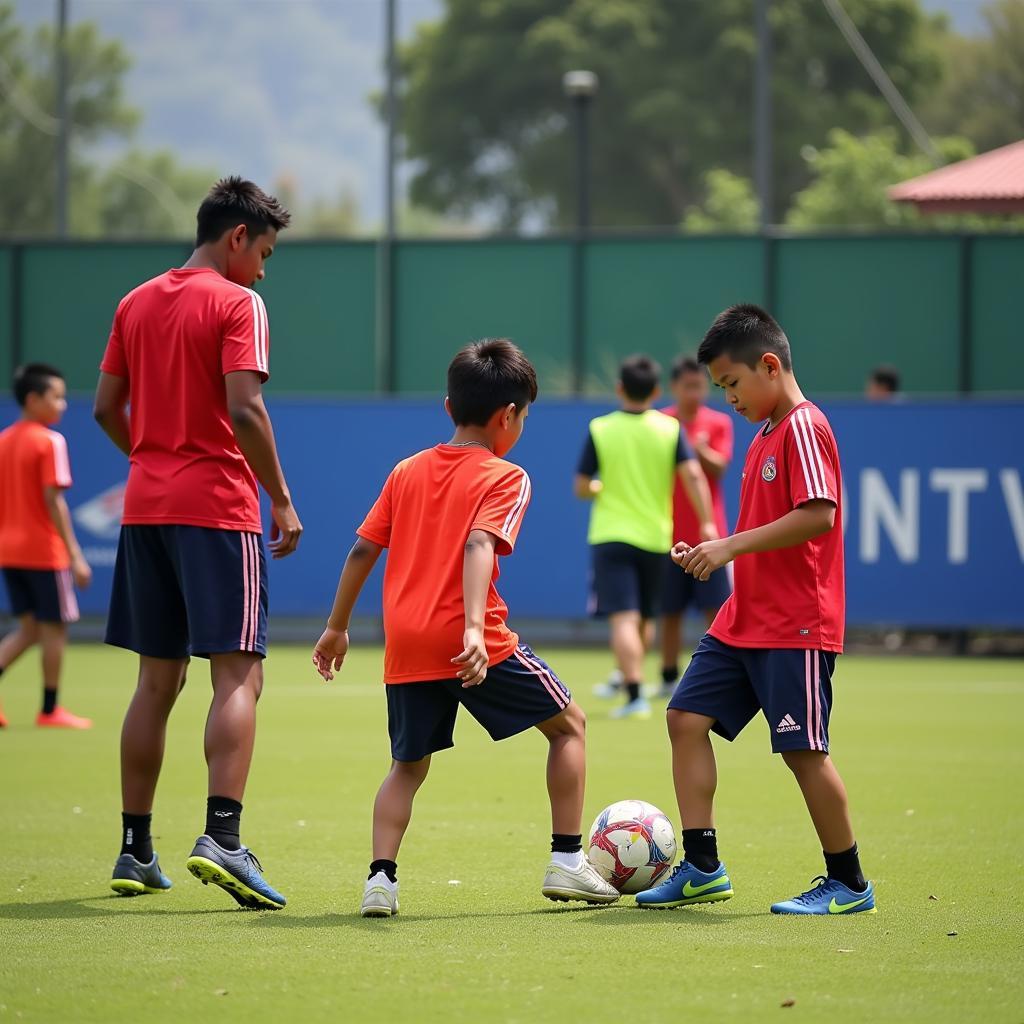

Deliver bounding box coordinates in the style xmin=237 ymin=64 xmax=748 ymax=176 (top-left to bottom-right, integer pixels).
xmin=36 ymin=706 xmax=92 ymax=729
xmin=0 ymin=703 xmax=8 ymax=728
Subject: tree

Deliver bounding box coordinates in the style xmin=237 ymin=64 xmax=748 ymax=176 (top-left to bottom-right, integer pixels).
xmin=682 ymin=169 xmax=760 ymax=232
xmin=395 ymin=0 xmax=945 ymax=229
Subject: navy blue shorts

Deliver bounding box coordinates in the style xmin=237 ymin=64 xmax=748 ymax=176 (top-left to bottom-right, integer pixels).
xmin=588 ymin=542 xmax=664 ymax=619
xmin=105 ymin=525 xmax=267 ymax=660
xmin=668 ymin=634 xmax=836 ymax=753
xmin=660 ymin=557 xmax=732 ymax=616
xmin=386 ymin=644 xmax=572 ymax=762
xmin=2 ymin=567 xmax=79 ymax=624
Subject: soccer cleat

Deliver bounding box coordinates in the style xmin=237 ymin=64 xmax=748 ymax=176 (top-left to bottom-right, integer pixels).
xmin=610 ymin=697 xmax=651 ymax=720
xmin=36 ymin=706 xmax=92 ymax=729
xmin=635 ymin=860 xmax=734 ymax=908
xmin=110 ymin=852 xmax=172 ymax=896
xmin=542 ymin=857 xmax=620 ymax=905
xmin=185 ymin=835 xmax=286 ymax=910
xmin=592 ymin=669 xmax=624 ymax=699
xmin=770 ymin=876 xmax=876 ymax=915
xmin=657 ymin=681 xmax=677 ymax=699
xmin=0 ymin=702 xmax=8 ymax=728
xmin=361 ymin=871 xmax=399 ymax=918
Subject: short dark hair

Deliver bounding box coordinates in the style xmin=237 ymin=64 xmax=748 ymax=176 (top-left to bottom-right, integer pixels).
xmin=195 ymin=176 xmax=291 ymax=246
xmin=13 ymin=363 xmax=63 ymax=406
xmin=447 ymin=338 xmax=538 ymax=426
xmin=869 ymin=364 xmax=900 ymax=393
xmin=670 ymin=353 xmax=701 ymax=380
xmin=698 ymin=304 xmax=792 ymax=371
xmin=619 ymin=354 xmax=661 ymax=401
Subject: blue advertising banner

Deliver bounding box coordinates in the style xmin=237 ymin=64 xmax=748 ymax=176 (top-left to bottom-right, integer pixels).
xmin=2 ymin=397 xmax=1022 ymax=630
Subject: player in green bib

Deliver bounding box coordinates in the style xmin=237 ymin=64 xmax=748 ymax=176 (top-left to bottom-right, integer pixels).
xmin=575 ymin=355 xmax=717 ymax=718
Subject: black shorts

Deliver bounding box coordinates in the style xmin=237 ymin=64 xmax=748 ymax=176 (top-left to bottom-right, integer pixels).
xmin=386 ymin=644 xmax=571 ymax=762
xmin=105 ymin=525 xmax=267 ymax=660
xmin=588 ymin=542 xmax=664 ymax=619
xmin=2 ymin=567 xmax=79 ymax=624
xmin=668 ymin=634 xmax=837 ymax=753
xmin=660 ymin=556 xmax=732 ymax=615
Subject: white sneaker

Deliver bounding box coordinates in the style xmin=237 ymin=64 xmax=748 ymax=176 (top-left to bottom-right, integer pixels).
xmin=610 ymin=697 xmax=652 ymax=720
xmin=360 ymin=871 xmax=399 ymax=917
xmin=542 ymin=857 xmax=620 ymax=904
xmin=592 ymin=669 xmax=625 ymax=699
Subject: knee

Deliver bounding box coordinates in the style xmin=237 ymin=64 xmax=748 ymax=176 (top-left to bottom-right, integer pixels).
xmin=781 ymin=749 xmax=825 ymax=777
xmin=392 ymin=757 xmax=430 ymax=785
xmin=21 ymin=621 xmax=40 ymax=645
xmin=667 ymin=709 xmax=712 ymax=745
xmin=565 ymin=701 xmax=586 ymax=737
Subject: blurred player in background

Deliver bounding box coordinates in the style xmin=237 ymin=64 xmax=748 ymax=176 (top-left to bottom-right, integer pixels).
xmin=0 ymin=363 xmax=92 ymax=729
xmin=314 ymin=339 xmax=619 ymax=917
xmin=657 ymin=354 xmax=733 ymax=697
xmin=575 ymin=355 xmax=716 ymax=720
xmin=865 ymin=364 xmax=901 ymax=400
xmin=94 ymin=177 xmax=302 ymax=909
xmin=637 ymin=304 xmax=874 ymax=916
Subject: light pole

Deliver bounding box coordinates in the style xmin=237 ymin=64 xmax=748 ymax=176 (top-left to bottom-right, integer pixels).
xmin=55 ymin=0 xmax=70 ymax=237
xmin=563 ymin=70 xmax=598 ymax=394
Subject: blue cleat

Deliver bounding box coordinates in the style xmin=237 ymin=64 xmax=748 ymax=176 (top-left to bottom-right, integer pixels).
xmin=635 ymin=861 xmax=734 ymax=908
xmin=110 ymin=852 xmax=172 ymax=896
xmin=771 ymin=876 xmax=876 ymax=915
xmin=185 ymin=835 xmax=286 ymax=910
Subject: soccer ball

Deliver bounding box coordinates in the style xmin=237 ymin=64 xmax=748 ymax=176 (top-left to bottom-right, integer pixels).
xmin=588 ymin=799 xmax=677 ymax=894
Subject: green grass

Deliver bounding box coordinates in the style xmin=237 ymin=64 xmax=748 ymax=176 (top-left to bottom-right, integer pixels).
xmin=1 ymin=644 xmax=1022 ymax=1023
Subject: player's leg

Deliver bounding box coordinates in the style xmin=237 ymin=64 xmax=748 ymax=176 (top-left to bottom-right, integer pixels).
xmin=609 ymin=610 xmax=647 ymax=714
xmin=33 ymin=569 xmax=89 ymax=728
xmin=0 ymin=605 xmax=39 ymax=727
xmin=659 ymin=610 xmax=683 ymax=695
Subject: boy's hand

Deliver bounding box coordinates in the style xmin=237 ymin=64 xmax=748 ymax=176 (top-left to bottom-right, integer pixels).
xmin=71 ymin=555 xmax=92 ymax=589
xmin=312 ymin=626 xmax=348 ymax=682
xmin=452 ymin=627 xmax=488 ymax=688
xmin=678 ymin=537 xmax=735 ymax=581
xmin=270 ymin=500 xmax=303 ymax=559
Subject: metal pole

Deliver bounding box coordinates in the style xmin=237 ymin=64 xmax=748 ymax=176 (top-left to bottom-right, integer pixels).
xmin=376 ymin=0 xmax=397 ymax=392
xmin=384 ymin=0 xmax=396 ymax=240
xmin=575 ymin=96 xmax=591 ymax=233
xmin=754 ymin=0 xmax=772 ymax=228
xmin=55 ymin=0 xmax=70 ymax=236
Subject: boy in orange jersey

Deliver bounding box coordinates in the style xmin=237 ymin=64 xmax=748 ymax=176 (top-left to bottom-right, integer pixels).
xmin=0 ymin=363 xmax=92 ymax=728
xmin=313 ymin=339 xmax=619 ymax=917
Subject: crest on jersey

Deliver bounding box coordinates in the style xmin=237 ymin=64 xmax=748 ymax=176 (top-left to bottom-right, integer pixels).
xmin=761 ymin=455 xmax=777 ymax=482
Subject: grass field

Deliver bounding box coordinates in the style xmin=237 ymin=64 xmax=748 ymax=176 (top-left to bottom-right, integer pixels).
xmin=1 ymin=643 xmax=1022 ymax=1023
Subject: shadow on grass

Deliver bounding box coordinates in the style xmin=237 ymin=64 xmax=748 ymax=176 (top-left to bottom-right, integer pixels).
xmin=0 ymin=895 xmax=244 ymax=921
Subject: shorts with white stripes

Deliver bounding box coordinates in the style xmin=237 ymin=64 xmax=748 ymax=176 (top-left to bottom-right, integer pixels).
xmin=668 ymin=634 xmax=836 ymax=754
xmin=105 ymin=525 xmax=267 ymax=660
xmin=385 ymin=644 xmax=572 ymax=762
xmin=2 ymin=567 xmax=79 ymax=624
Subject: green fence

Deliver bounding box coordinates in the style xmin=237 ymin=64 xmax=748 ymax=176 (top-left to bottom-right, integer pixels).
xmin=2 ymin=234 xmax=1021 ymax=394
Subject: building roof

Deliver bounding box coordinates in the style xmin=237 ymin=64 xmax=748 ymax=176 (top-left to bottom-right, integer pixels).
xmin=888 ymin=140 xmax=1024 ymax=213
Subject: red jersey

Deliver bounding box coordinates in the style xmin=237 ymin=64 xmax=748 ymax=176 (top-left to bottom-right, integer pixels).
xmin=100 ymin=268 xmax=270 ymax=532
xmin=357 ymin=445 xmax=532 ymax=684
xmin=0 ymin=420 xmax=73 ymax=570
xmin=660 ymin=404 xmax=733 ymax=543
xmin=709 ymin=402 xmax=844 ymax=653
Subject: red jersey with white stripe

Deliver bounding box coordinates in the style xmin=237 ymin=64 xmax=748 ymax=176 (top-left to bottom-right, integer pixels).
xmin=100 ymin=268 xmax=270 ymax=532
xmin=357 ymin=445 xmax=531 ymax=684
xmin=0 ymin=420 xmax=73 ymax=569
xmin=709 ymin=402 xmax=844 ymax=653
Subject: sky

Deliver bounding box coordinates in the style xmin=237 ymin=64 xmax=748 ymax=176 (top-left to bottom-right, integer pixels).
xmin=11 ymin=0 xmax=990 ymax=229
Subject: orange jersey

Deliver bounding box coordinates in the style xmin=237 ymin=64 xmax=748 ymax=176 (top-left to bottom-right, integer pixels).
xmin=0 ymin=420 xmax=73 ymax=570
xmin=357 ymin=444 xmax=532 ymax=684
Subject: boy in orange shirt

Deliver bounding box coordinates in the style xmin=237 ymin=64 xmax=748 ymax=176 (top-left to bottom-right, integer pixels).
xmin=0 ymin=364 xmax=92 ymax=728
xmin=313 ymin=339 xmax=619 ymax=917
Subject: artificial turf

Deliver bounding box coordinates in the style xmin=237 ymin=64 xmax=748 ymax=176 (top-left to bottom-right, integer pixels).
xmin=1 ymin=643 xmax=1021 ymax=1022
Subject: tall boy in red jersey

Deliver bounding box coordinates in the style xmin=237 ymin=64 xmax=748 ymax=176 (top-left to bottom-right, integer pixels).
xmin=94 ymin=177 xmax=302 ymax=908
xmin=637 ymin=305 xmax=874 ymax=916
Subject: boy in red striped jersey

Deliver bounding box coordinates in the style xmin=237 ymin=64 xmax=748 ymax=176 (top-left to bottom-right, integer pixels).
xmin=637 ymin=304 xmax=875 ymax=916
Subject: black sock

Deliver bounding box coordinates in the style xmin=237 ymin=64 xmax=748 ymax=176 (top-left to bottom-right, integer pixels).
xmin=370 ymin=859 xmax=397 ymax=883
xmin=551 ymin=833 xmax=583 ymax=854
xmin=205 ymin=796 xmax=243 ymax=851
xmin=824 ymin=843 xmax=866 ymax=892
xmin=682 ymin=828 xmax=719 ymax=873
xmin=42 ymin=688 xmax=57 ymax=714
xmin=121 ymin=812 xmax=153 ymax=863
xmin=625 ymin=681 xmax=641 ymax=702
xmin=661 ymin=665 xmax=679 ymax=685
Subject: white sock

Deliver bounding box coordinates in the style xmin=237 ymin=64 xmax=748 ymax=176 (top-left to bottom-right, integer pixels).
xmin=551 ymin=850 xmax=585 ymax=870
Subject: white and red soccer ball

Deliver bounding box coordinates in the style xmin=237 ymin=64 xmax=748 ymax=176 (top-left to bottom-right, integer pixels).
xmin=587 ymin=799 xmax=677 ymax=894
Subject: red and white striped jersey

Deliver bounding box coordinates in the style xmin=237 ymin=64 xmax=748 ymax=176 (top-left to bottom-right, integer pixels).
xmin=709 ymin=401 xmax=845 ymax=653
xmin=101 ymin=268 xmax=270 ymax=532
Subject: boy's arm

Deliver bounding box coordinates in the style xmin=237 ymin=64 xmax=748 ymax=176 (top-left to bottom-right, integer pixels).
xmin=93 ymin=372 xmax=132 ymax=456
xmin=677 ymin=459 xmax=718 ymax=540
xmin=574 ymin=429 xmax=601 ymax=500
xmin=674 ymin=499 xmax=835 ymax=581
xmin=224 ymin=370 xmax=302 ymax=559
xmin=312 ymin=536 xmax=383 ymax=681
xmin=693 ymin=438 xmax=728 ymax=480
xmin=574 ymin=474 xmax=602 ymax=500
xmin=452 ymin=529 xmax=496 ymax=688
xmin=43 ymin=487 xmax=91 ymax=588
